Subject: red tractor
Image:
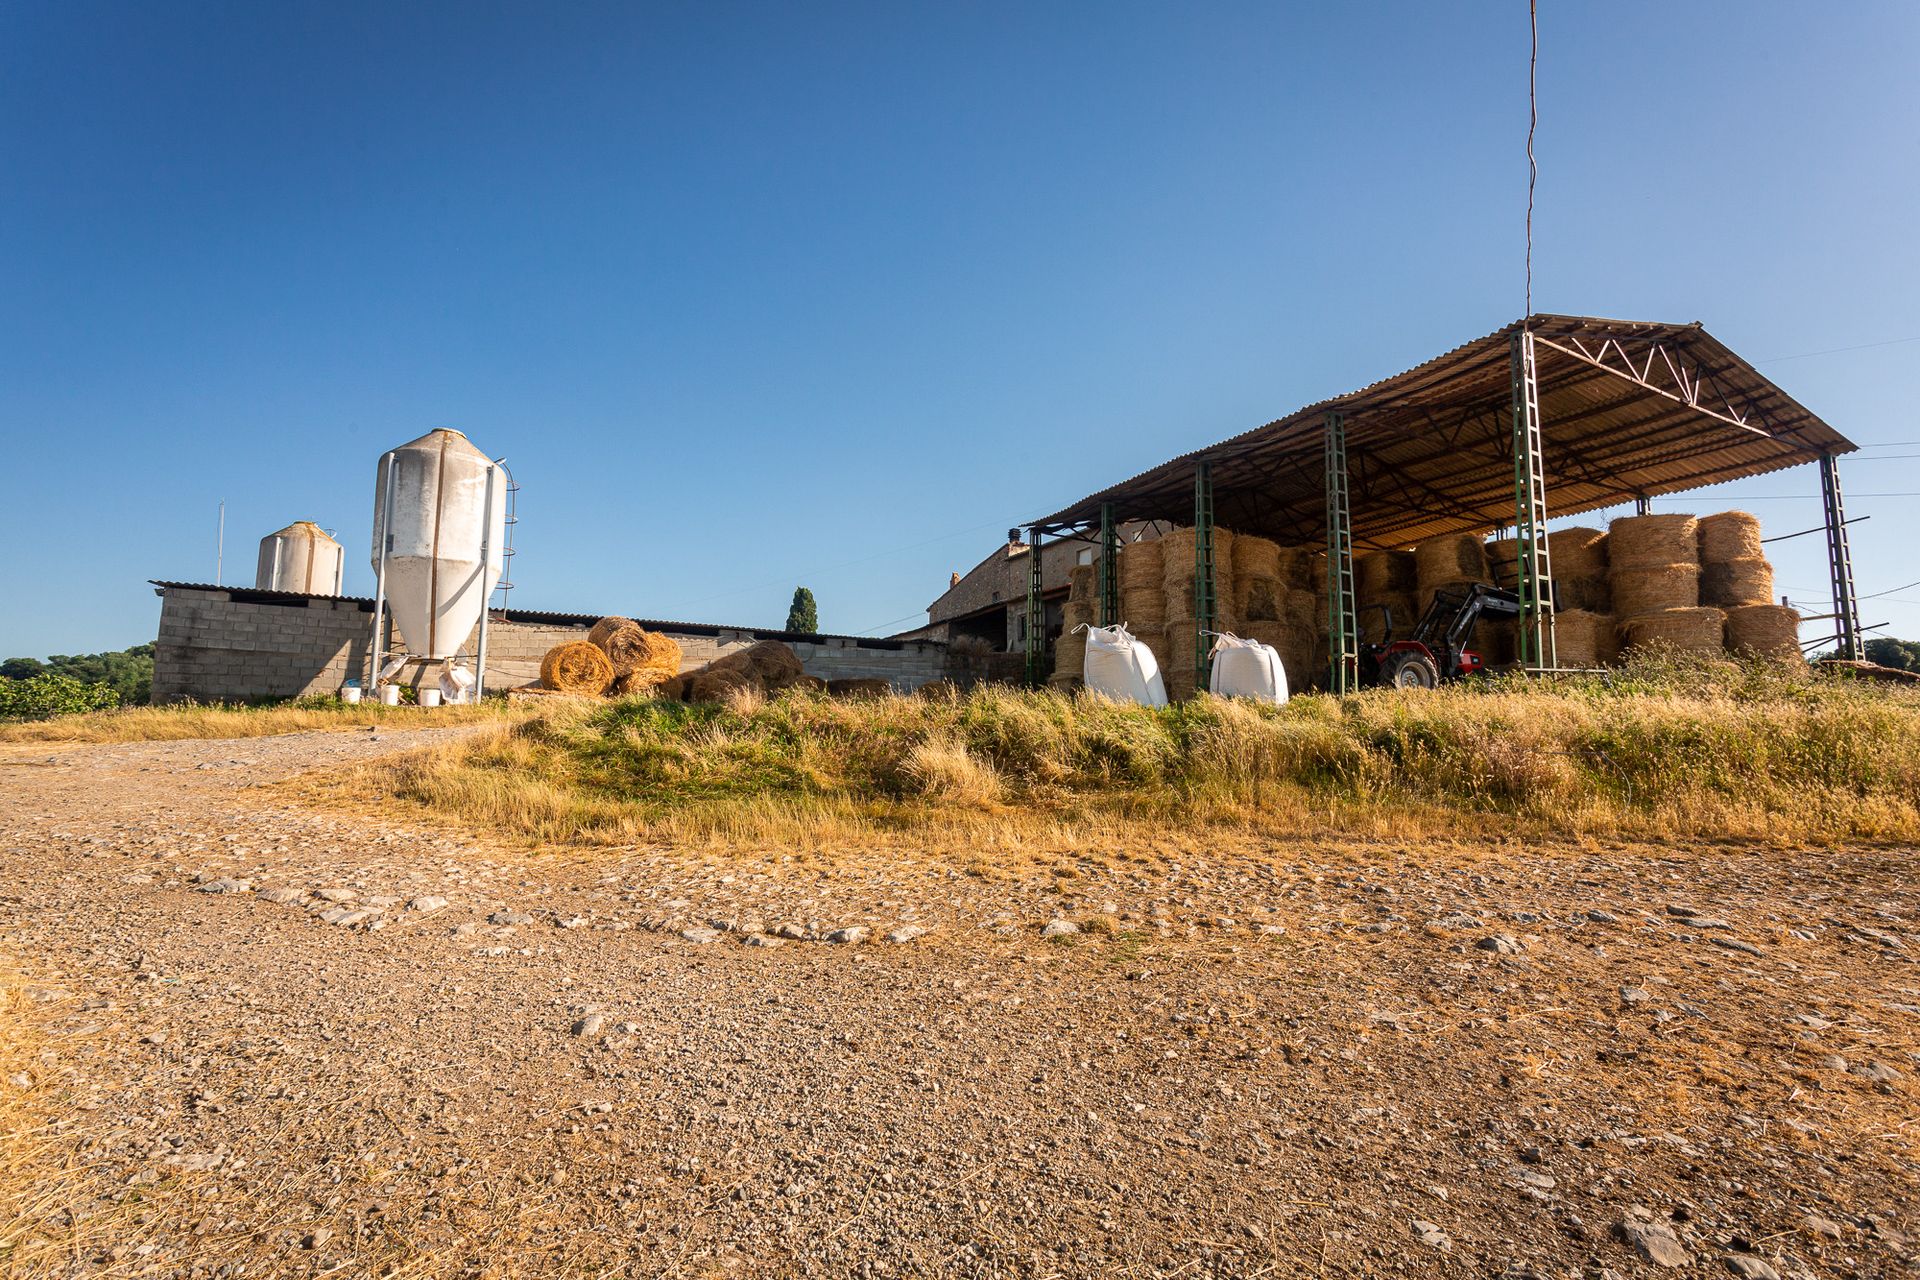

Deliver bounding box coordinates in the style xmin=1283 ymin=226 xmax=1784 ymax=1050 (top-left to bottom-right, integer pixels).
xmin=1359 ymin=582 xmax=1529 ymax=689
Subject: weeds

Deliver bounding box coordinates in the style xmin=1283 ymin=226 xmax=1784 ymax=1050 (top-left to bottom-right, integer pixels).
xmin=0 ymin=697 xmax=531 ymax=745
xmin=354 ymin=652 xmax=1920 ymax=848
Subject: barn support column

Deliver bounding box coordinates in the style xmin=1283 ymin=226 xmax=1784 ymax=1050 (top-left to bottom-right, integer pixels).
xmin=1024 ymin=526 xmax=1046 ymax=686
xmin=1097 ymin=502 xmax=1120 ymax=627
xmin=1193 ymin=463 xmax=1218 ymax=693
xmin=1510 ymin=330 xmax=1558 ymax=669
xmin=1820 ymin=454 xmax=1863 ymax=660
xmin=1324 ymin=411 xmax=1358 ymax=693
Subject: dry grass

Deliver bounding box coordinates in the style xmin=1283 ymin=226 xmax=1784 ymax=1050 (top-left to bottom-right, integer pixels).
xmin=0 ymin=699 xmax=530 ymax=746
xmin=336 ymin=651 xmax=1920 ymax=851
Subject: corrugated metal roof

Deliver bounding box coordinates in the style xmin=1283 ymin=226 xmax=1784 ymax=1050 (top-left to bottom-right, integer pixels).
xmin=149 ymin=582 xmax=928 ymax=650
xmin=1030 ymin=314 xmax=1855 ymax=548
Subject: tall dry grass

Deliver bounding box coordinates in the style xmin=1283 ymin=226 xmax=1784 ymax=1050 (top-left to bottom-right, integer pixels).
xmin=0 ymin=698 xmax=532 ymax=745
xmin=357 ymin=651 xmax=1920 ymax=849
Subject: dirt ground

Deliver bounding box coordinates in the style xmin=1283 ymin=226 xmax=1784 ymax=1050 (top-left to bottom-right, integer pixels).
xmin=1 ymin=729 xmax=1915 ymax=1278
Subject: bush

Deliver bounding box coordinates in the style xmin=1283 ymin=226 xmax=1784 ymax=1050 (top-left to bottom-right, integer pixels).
xmin=0 ymin=673 xmax=122 ymax=721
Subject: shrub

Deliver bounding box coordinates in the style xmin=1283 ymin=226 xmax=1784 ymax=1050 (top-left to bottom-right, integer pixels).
xmin=0 ymin=673 xmax=122 ymax=721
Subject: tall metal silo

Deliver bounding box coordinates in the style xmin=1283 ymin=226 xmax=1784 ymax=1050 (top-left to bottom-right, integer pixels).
xmin=255 ymin=521 xmax=345 ymax=594
xmin=368 ymin=429 xmax=509 ymax=697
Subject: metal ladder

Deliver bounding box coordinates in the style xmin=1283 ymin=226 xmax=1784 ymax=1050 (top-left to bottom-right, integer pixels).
xmin=1324 ymin=412 xmax=1358 ymax=692
xmin=1097 ymin=502 xmax=1120 ymax=628
xmin=1510 ymin=331 xmax=1557 ymax=669
xmin=1193 ymin=463 xmax=1218 ymax=691
xmin=1025 ymin=527 xmax=1046 ymax=686
xmin=1820 ymin=453 xmax=1862 ymax=659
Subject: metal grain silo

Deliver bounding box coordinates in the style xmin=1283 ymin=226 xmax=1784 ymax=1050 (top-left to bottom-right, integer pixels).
xmin=255 ymin=521 xmax=345 ymax=594
xmin=368 ymin=429 xmax=508 ymax=673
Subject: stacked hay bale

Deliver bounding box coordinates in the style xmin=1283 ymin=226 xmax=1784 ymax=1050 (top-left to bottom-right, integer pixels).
xmin=1414 ymin=534 xmax=1492 ymax=615
xmin=1354 ymin=550 xmax=1417 ymax=644
xmin=1160 ymin=527 xmax=1237 ymax=700
xmin=1609 ymin=514 xmax=1724 ymax=656
xmin=1052 ymin=564 xmax=1096 ymax=688
xmin=1725 ymin=605 xmax=1803 ymax=661
xmin=1553 ymin=610 xmax=1619 ymax=668
xmin=1230 ymin=534 xmax=1285 ymax=626
xmin=1117 ymin=537 xmax=1168 ymax=683
xmin=1548 ymin=527 xmax=1611 ymax=613
xmin=1696 ymin=512 xmax=1775 ymax=610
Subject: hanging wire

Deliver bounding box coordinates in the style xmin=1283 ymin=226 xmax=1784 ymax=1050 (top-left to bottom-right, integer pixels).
xmin=1525 ymin=0 xmax=1538 ymax=319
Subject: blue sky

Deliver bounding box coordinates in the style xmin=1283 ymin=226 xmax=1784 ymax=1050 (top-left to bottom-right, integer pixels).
xmin=3 ymin=2 xmax=1917 ymax=658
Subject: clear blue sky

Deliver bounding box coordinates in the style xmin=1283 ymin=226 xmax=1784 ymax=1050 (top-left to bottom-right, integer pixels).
xmin=4 ymin=2 xmax=1917 ymax=658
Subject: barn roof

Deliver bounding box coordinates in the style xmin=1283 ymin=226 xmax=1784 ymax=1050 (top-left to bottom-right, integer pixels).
xmin=1029 ymin=314 xmax=1854 ymax=549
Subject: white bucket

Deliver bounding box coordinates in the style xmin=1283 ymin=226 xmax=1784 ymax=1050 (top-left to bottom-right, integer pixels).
xmin=341 ymin=686 xmax=362 ymax=705
xmin=419 ymin=688 xmax=443 ymax=708
xmin=378 ymin=686 xmax=402 ymax=706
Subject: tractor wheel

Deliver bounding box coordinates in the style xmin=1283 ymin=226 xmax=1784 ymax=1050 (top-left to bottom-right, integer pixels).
xmin=1385 ymin=651 xmax=1441 ymax=690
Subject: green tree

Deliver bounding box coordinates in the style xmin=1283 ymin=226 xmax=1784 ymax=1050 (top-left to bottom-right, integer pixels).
xmin=1865 ymin=637 xmax=1920 ymax=672
xmin=785 ymin=587 xmax=818 ymax=634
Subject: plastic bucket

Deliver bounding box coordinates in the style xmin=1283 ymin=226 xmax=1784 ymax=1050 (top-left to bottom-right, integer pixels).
xmin=378 ymin=686 xmax=402 ymax=706
xmin=419 ymin=688 xmax=443 ymax=708
xmin=341 ymin=686 xmax=362 ymax=705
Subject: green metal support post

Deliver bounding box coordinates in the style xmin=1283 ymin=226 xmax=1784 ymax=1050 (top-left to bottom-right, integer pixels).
xmin=1509 ymin=330 xmax=1558 ymax=669
xmin=1024 ymin=526 xmax=1046 ymax=686
xmin=1097 ymin=502 xmax=1119 ymax=627
xmin=1324 ymin=411 xmax=1357 ymax=692
xmin=1193 ymin=463 xmax=1217 ymax=692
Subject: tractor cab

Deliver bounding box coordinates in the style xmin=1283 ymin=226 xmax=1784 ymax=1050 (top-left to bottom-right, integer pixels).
xmin=1359 ymin=583 xmax=1528 ymax=689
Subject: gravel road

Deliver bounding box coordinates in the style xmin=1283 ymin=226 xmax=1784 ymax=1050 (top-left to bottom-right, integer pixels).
xmin=1 ymin=729 xmax=1914 ymax=1278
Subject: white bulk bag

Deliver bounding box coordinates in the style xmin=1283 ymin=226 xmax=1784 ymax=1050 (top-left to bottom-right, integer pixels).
xmin=1081 ymin=624 xmax=1168 ymax=708
xmin=1207 ymin=632 xmax=1289 ymax=704
xmin=439 ymin=664 xmax=477 ymax=705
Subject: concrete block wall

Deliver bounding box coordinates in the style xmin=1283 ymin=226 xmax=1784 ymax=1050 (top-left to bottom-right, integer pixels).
xmin=150 ymin=586 xmax=948 ymax=702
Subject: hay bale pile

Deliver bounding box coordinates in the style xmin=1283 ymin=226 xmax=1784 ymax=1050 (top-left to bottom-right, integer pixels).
xmin=585 ymin=617 xmax=684 ymax=695
xmin=1054 ymin=565 xmax=1095 ymax=687
xmin=1231 ymin=534 xmax=1286 ymax=625
xmin=1354 ymin=550 xmax=1417 ymax=643
xmin=539 ymin=641 xmax=614 ymax=695
xmin=1552 ymin=609 xmax=1619 ymax=668
xmin=1117 ymin=538 xmax=1166 ymax=628
xmin=1547 ymin=527 xmax=1611 ymax=612
xmin=1608 ymin=514 xmax=1715 ymax=657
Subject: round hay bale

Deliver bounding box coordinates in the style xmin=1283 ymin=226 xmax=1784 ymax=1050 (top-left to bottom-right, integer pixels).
xmin=1697 ymin=511 xmax=1763 ymax=563
xmin=1552 ymin=610 xmax=1618 ymax=668
xmin=688 ymin=668 xmax=752 ymax=702
xmin=827 ymin=677 xmax=893 ymax=698
xmin=1611 ymin=563 xmax=1699 ymax=617
xmin=540 ymin=642 xmax=614 ymax=695
xmin=586 ymin=616 xmax=633 ymax=651
xmin=1068 ymin=563 xmax=1095 ymax=603
xmin=1118 ymin=537 xmax=1164 ymax=591
xmin=1725 ymin=604 xmax=1803 ymax=661
xmin=1608 ymin=513 xmax=1699 ymax=569
xmin=1557 ymin=573 xmax=1612 ymax=614
xmin=1547 ymin=526 xmax=1608 ymax=577
xmin=1046 ymin=671 xmax=1082 ymax=693
xmin=1620 ymin=607 xmax=1726 ymax=655
xmin=1230 ymin=534 xmax=1282 ymax=583
xmin=1237 ymin=574 xmax=1284 ymax=622
xmin=1485 ymin=538 xmax=1520 ymax=588
xmin=1415 ymin=535 xmax=1490 ymax=588
xmin=1700 ymin=557 xmax=1774 ymax=609
xmin=1358 ymin=591 xmax=1418 ymax=642
xmin=1119 ymin=587 xmax=1166 ymax=628
xmin=654 ymin=675 xmax=689 ymax=702
xmin=1308 ymin=551 xmax=1327 ymax=597
xmin=1356 ymin=550 xmax=1417 ymax=597
xmin=915 ymin=678 xmax=960 ymax=700
xmin=1274 ymin=545 xmax=1316 ymax=588
xmin=589 ymin=619 xmax=683 ymax=678
xmin=610 ymin=668 xmax=671 ymax=698
xmin=1054 ymin=627 xmax=1087 ymax=678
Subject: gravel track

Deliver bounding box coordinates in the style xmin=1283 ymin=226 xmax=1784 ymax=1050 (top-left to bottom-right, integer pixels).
xmin=1 ymin=729 xmax=1915 ymax=1278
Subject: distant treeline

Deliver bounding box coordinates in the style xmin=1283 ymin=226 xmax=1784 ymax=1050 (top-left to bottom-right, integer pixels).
xmin=1 ymin=643 xmax=155 ymax=706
